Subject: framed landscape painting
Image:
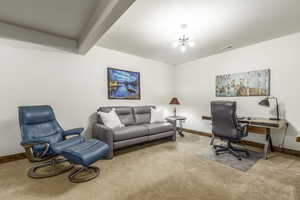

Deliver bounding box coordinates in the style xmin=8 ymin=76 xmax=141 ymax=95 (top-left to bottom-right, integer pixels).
xmin=216 ymin=69 xmax=270 ymax=97
xmin=107 ymin=68 xmax=141 ymax=99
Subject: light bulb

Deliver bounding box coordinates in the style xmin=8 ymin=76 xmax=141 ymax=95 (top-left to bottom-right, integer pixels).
xmin=189 ymin=41 xmax=195 ymax=47
xmin=181 ymin=45 xmax=186 ymax=53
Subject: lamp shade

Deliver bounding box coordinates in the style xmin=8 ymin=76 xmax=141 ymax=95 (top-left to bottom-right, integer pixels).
xmin=258 ymin=98 xmax=270 ymax=107
xmin=169 ymin=97 xmax=180 ymax=105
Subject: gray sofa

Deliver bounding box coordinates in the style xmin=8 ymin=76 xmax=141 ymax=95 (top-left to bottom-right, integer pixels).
xmin=92 ymin=106 xmax=176 ymax=159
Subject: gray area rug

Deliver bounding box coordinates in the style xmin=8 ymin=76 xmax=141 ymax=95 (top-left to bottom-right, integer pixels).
xmin=199 ymin=146 xmax=263 ymax=171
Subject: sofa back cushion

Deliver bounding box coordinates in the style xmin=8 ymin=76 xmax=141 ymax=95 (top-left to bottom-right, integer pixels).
xmin=98 ymin=106 xmax=135 ymax=126
xmin=133 ymin=106 xmax=155 ymax=124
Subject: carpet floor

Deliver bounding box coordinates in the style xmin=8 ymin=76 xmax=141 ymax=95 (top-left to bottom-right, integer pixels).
xmin=0 ymin=133 xmax=299 ymax=200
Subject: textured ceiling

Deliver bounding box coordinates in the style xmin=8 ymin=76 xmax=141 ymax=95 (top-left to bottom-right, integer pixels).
xmin=97 ymin=0 xmax=300 ymax=65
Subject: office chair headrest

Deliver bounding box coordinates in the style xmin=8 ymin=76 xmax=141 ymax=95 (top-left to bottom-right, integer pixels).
xmin=211 ymin=101 xmax=236 ymax=107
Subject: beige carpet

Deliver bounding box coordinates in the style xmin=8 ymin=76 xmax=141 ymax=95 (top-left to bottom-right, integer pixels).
xmin=248 ymin=154 xmax=300 ymax=200
xmin=0 ymin=133 xmax=299 ymax=200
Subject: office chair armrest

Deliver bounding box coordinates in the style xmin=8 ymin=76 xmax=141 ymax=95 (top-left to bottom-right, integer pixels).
xmin=63 ymin=128 xmax=84 ymax=137
xmin=238 ymin=123 xmax=248 ymax=137
xmin=21 ymin=141 xmax=51 ymax=162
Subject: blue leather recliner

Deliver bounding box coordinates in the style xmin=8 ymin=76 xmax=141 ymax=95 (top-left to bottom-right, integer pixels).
xmin=19 ymin=105 xmax=109 ymax=183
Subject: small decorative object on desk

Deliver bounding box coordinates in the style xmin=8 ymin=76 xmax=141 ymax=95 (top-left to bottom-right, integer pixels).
xmin=166 ymin=116 xmax=186 ymax=137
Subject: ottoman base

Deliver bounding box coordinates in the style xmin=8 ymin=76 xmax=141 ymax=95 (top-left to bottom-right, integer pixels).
xmin=61 ymin=139 xmax=109 ymax=183
xmin=69 ymin=166 xmax=100 ymax=183
xmin=28 ymin=157 xmax=73 ymax=179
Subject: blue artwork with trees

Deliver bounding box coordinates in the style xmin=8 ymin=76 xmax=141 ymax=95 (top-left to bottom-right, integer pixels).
xmin=216 ymin=69 xmax=270 ymax=97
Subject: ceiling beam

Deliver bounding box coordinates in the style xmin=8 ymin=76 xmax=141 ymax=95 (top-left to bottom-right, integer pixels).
xmin=78 ymin=0 xmax=136 ymax=55
xmin=0 ymin=22 xmax=78 ymax=53
xmin=0 ymin=0 xmax=135 ymax=54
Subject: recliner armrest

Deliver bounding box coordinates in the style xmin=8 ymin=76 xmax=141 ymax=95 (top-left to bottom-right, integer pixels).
xmin=20 ymin=140 xmax=49 ymax=148
xmin=63 ymin=128 xmax=84 ymax=137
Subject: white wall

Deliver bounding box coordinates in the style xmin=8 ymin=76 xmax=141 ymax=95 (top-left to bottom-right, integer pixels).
xmin=2 ymin=32 xmax=300 ymax=156
xmin=0 ymin=39 xmax=174 ymax=156
xmin=175 ymin=32 xmax=300 ymax=151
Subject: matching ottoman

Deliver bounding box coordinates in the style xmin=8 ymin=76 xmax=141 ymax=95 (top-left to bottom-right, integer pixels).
xmin=61 ymin=139 xmax=109 ymax=183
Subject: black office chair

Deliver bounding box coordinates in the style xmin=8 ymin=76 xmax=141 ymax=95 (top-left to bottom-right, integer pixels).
xmin=211 ymin=101 xmax=249 ymax=160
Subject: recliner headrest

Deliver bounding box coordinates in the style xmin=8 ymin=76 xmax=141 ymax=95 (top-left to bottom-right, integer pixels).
xmin=19 ymin=105 xmax=55 ymax=125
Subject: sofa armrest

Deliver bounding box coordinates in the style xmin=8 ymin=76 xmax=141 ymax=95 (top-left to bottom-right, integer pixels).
xmin=165 ymin=120 xmax=177 ymax=131
xmin=92 ymin=123 xmax=114 ymax=159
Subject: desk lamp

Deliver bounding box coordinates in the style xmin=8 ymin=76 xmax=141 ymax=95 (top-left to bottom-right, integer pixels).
xmin=169 ymin=97 xmax=180 ymax=116
xmin=258 ymin=97 xmax=280 ymax=120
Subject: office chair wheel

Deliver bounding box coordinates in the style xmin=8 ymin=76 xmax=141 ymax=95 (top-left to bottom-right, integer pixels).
xmin=28 ymin=158 xmax=73 ymax=179
xmin=245 ymin=151 xmax=250 ymax=157
xmin=69 ymin=166 xmax=100 ymax=183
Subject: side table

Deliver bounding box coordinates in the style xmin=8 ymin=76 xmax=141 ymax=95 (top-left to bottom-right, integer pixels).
xmin=166 ymin=116 xmax=187 ymax=137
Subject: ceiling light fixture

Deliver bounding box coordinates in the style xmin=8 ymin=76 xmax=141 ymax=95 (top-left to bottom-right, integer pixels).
xmin=173 ymin=24 xmax=195 ymax=53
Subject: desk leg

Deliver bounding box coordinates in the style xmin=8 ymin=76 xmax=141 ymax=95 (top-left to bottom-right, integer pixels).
xmin=264 ymin=128 xmax=274 ymax=160
xmin=269 ymin=133 xmax=274 ymax=152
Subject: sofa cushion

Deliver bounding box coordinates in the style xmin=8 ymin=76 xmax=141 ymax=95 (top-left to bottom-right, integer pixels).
xmin=112 ymin=125 xmax=148 ymax=141
xmin=141 ymin=122 xmax=174 ymax=135
xmin=133 ymin=106 xmax=154 ymax=124
xmin=98 ymin=106 xmax=135 ymax=126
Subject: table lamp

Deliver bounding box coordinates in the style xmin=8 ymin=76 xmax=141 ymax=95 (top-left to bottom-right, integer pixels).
xmin=258 ymin=96 xmax=280 ymax=120
xmin=169 ymin=97 xmax=180 ymax=116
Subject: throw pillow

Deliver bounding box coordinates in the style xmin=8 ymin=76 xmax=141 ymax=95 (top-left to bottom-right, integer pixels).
xmin=98 ymin=109 xmax=124 ymax=129
xmin=150 ymin=108 xmax=165 ymax=123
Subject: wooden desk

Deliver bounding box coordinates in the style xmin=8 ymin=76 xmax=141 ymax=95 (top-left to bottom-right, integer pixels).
xmin=202 ymin=115 xmax=288 ymax=159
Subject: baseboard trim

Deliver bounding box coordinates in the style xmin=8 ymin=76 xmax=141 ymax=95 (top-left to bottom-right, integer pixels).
xmin=0 ymin=152 xmax=26 ymax=164
xmin=183 ymin=128 xmax=300 ymax=157
xmin=1 ymin=132 xmax=299 ymax=164
xmin=183 ymin=128 xmax=213 ymax=138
